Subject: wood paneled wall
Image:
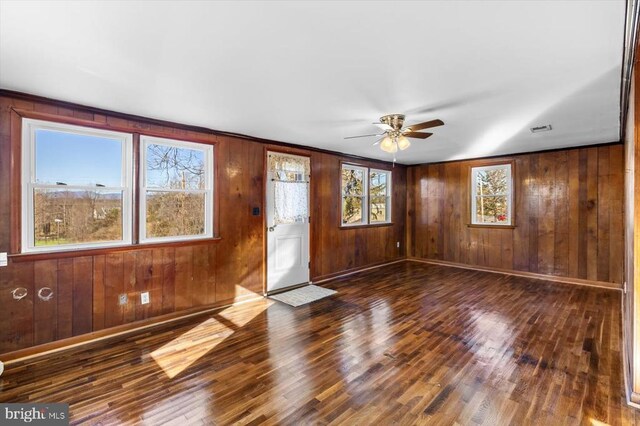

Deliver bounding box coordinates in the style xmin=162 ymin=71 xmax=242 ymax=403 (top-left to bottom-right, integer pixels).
xmin=407 ymin=145 xmax=625 ymax=284
xmin=626 ymin=62 xmax=640 ymax=402
xmin=0 ymin=94 xmax=405 ymax=355
xmin=310 ymin=154 xmax=406 ymax=280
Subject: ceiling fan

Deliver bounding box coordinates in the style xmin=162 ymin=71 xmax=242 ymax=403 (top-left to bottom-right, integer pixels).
xmin=345 ymin=114 xmax=444 ymax=158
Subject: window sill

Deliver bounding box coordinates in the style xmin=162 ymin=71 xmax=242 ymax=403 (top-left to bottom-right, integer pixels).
xmin=339 ymin=222 xmax=394 ymax=230
xmin=466 ymin=224 xmax=516 ymax=229
xmin=9 ymin=237 xmax=223 ymax=262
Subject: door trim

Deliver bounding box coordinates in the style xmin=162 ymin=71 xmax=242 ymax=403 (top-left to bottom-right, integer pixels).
xmin=263 ymin=146 xmax=312 ymax=295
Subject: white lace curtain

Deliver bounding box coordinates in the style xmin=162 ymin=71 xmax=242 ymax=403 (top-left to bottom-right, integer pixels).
xmin=269 ymin=153 xmax=310 ymax=224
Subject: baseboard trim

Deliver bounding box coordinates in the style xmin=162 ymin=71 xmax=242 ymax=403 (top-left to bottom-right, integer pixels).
xmin=0 ymin=293 xmax=264 ymax=366
xmin=312 ymin=259 xmax=407 ymax=284
xmin=407 ymin=257 xmax=623 ymax=291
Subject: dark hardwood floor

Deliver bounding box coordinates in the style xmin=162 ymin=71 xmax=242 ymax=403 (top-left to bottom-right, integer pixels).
xmin=0 ymin=262 xmax=635 ymax=425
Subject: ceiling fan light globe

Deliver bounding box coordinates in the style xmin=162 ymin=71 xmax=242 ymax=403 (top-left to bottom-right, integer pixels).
xmin=397 ymin=136 xmax=410 ymax=150
xmin=380 ymin=136 xmax=395 ymax=153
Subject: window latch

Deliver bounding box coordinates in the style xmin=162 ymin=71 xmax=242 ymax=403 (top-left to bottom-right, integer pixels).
xmin=56 ymin=181 xmax=67 ymax=186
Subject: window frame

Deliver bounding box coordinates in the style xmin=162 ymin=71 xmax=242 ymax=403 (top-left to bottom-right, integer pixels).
xmin=470 ymin=162 xmax=514 ymax=227
xmin=341 ymin=163 xmax=369 ymax=227
xmin=139 ymin=135 xmax=214 ymax=244
xmin=340 ymin=162 xmax=393 ymax=227
xmin=21 ymin=118 xmax=134 ymax=253
xmin=369 ymin=168 xmax=392 ymax=225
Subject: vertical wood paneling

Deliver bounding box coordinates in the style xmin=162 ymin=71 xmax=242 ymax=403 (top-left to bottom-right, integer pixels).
xmin=309 ymin=152 xmax=407 ymax=281
xmin=122 ymin=252 xmax=137 ymax=323
xmin=537 ymin=153 xmax=555 ymax=275
xmin=553 ymin=151 xmax=569 ymax=277
xmin=0 ymin=263 xmax=35 ymax=351
xmin=407 ymin=145 xmax=624 ymax=284
xmin=93 ymin=255 xmax=106 ymax=331
xmin=72 ymin=256 xmax=93 ymax=336
xmin=134 ymin=250 xmax=153 ymax=321
xmin=56 ymin=259 xmax=74 ymax=340
xmin=161 ymin=247 xmax=176 ymax=314
xmin=586 ymin=148 xmax=599 ymax=281
xmin=567 ymin=150 xmax=580 ymax=278
xmin=597 ymin=147 xmax=611 ymax=282
xmin=33 ymin=260 xmax=57 ymax=345
xmin=104 ymin=253 xmax=124 ymax=329
xmin=0 ymin=93 xmax=400 ymax=354
xmin=174 ymin=246 xmax=193 ymax=310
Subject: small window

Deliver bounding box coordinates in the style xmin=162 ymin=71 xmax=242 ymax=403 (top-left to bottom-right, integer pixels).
xmin=369 ymin=169 xmax=392 ymax=224
xmin=341 ymin=164 xmax=392 ymax=226
xmin=471 ymin=163 xmax=513 ymax=226
xmin=341 ymin=164 xmax=368 ymax=226
xmin=22 ymin=119 xmax=133 ymax=252
xmin=140 ymin=136 xmax=214 ymax=243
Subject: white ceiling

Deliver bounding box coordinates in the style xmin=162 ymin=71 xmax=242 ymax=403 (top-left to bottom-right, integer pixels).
xmin=0 ymin=1 xmax=625 ymax=164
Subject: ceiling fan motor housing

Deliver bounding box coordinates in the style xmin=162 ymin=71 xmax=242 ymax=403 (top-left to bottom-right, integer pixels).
xmin=380 ymin=114 xmax=405 ymax=131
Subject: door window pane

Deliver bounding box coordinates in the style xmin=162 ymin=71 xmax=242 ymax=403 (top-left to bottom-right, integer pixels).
xmin=274 ymin=181 xmax=308 ymax=225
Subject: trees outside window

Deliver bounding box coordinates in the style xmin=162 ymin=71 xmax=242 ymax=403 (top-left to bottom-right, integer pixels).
xmin=341 ymin=164 xmax=391 ymax=226
xmin=22 ymin=119 xmax=132 ymax=252
xmin=21 ymin=119 xmax=215 ymax=253
xmin=471 ymin=163 xmax=513 ymax=225
xmin=140 ymin=136 xmax=214 ymax=243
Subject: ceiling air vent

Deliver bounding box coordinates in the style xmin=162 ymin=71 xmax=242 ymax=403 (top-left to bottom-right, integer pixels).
xmin=530 ymin=124 xmax=552 ymax=133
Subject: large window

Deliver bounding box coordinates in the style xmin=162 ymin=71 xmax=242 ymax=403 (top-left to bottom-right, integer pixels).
xmin=341 ymin=164 xmax=392 ymax=226
xmin=470 ymin=163 xmax=513 ymax=226
xmin=21 ymin=119 xmax=215 ymax=253
xmin=22 ymin=119 xmax=133 ymax=252
xmin=140 ymin=136 xmax=214 ymax=242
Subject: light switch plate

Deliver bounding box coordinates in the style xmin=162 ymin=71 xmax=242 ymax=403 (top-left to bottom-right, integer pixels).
xmin=140 ymin=292 xmax=150 ymax=305
xmin=0 ymin=252 xmax=7 ymax=267
xmin=119 ymin=294 xmax=128 ymax=306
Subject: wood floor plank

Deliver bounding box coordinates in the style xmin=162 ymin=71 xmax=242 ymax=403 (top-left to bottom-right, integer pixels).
xmin=0 ymin=262 xmax=635 ymax=425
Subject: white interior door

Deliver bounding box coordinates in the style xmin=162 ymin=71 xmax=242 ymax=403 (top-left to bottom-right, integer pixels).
xmin=266 ymin=152 xmax=310 ymax=293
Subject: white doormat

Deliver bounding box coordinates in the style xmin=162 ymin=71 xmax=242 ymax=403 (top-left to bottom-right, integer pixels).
xmin=269 ymin=285 xmax=337 ymax=307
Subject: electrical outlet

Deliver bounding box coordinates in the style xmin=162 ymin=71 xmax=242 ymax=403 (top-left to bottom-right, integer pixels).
xmin=119 ymin=294 xmax=128 ymax=306
xmin=140 ymin=292 xmax=150 ymax=305
xmin=0 ymin=252 xmax=7 ymax=267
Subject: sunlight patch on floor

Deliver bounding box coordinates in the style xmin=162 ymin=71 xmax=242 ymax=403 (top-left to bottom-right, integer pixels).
xmin=151 ymin=298 xmax=272 ymax=378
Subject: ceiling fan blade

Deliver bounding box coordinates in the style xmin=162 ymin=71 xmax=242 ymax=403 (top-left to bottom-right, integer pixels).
xmin=344 ymin=133 xmax=382 ymax=140
xmin=372 ymin=137 xmax=384 ymax=146
xmin=373 ymin=122 xmax=394 ymax=131
xmin=406 ymin=119 xmax=444 ymax=132
xmin=404 ymin=132 xmax=433 ymax=139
